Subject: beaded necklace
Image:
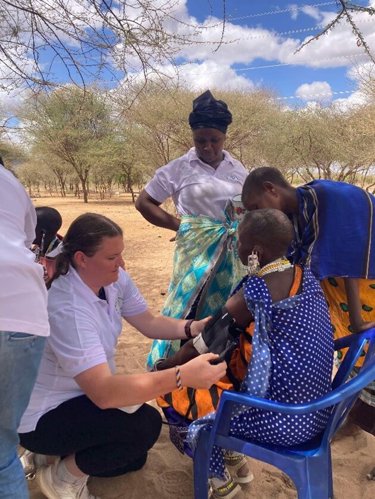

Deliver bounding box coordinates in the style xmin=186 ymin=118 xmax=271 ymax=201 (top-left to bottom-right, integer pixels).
xmin=256 ymin=258 xmax=293 ymax=278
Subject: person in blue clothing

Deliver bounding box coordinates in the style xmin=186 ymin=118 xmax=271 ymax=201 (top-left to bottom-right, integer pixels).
xmin=241 ymin=166 xmax=375 ymax=478
xmin=241 ymin=167 xmax=375 ymax=338
xmin=155 ymin=209 xmax=334 ymax=498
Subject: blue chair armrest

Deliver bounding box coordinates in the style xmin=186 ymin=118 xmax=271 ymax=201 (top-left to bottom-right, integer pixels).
xmin=213 ymin=356 xmax=375 ymax=437
xmin=333 ymin=328 xmax=375 ymax=388
xmin=334 ymin=327 xmax=375 ymax=351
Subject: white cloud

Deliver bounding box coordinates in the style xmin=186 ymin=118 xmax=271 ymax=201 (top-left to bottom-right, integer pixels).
xmin=295 ymin=81 xmax=333 ymax=101
xmin=113 ymin=1 xmax=375 ymax=98
xmin=175 ymin=61 xmax=255 ymax=92
xmin=300 ymin=6 xmax=323 ymax=22
xmin=1 ymin=0 xmax=374 ymax=104
xmin=120 ymin=60 xmax=255 ymax=93
xmin=289 ymin=8 xmax=375 ymax=68
xmin=332 ymin=90 xmax=368 ymax=111
xmin=0 ymin=88 xmax=25 ymax=111
xmin=347 ymin=61 xmax=375 ymax=82
xmin=289 ymin=4 xmax=299 ymax=21
xmin=167 ymin=3 xmax=375 ymax=71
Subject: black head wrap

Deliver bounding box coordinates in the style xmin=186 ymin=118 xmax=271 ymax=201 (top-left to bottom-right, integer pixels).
xmin=188 ymin=90 xmax=232 ymax=133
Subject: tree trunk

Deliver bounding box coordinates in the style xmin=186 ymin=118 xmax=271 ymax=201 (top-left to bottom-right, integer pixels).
xmin=79 ymin=174 xmax=89 ymax=203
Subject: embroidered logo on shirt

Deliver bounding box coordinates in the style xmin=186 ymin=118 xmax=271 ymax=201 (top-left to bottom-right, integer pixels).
xmin=226 ymin=174 xmax=242 ymax=182
xmin=115 ymin=296 xmax=124 ymax=314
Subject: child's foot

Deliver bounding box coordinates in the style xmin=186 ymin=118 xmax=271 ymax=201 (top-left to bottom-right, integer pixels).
xmin=224 ymin=451 xmax=254 ymax=484
xmin=210 ymin=469 xmax=241 ymax=498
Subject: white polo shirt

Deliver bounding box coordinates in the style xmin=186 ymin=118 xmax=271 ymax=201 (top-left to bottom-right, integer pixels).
xmin=0 ymin=165 xmax=49 ymax=336
xmin=145 ymin=148 xmax=247 ymax=221
xmin=19 ymin=267 xmax=147 ymax=433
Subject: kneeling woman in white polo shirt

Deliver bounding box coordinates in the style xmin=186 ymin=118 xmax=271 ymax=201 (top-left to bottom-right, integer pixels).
xmin=19 ymin=213 xmax=226 ymax=499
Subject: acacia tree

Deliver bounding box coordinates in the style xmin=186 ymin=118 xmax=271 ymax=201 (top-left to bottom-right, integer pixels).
xmin=296 ymin=0 xmax=375 ymax=63
xmin=121 ymin=86 xmax=284 ymax=175
xmin=0 ymin=0 xmax=213 ymax=93
xmin=109 ymin=124 xmax=152 ymax=202
xmin=0 ymin=135 xmax=26 ymax=172
xmin=122 ymin=86 xmax=193 ymax=169
xmin=27 ymin=148 xmax=74 ymax=196
xmin=23 ymin=86 xmax=114 ymax=202
xmin=222 ymin=90 xmax=283 ymax=168
xmin=17 ymin=160 xmax=45 ymax=196
xmin=264 ymin=104 xmax=373 ymax=183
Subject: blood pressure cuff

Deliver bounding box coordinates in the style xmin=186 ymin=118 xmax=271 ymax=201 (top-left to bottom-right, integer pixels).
xmin=193 ymin=307 xmax=243 ymax=358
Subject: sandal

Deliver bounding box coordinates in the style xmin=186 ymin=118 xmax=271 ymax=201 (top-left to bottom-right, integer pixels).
xmin=210 ymin=469 xmax=241 ymax=499
xmin=224 ymin=452 xmax=254 ymax=484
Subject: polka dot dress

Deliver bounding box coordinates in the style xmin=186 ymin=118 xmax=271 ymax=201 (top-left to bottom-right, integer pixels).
xmin=187 ymin=267 xmax=334 ymax=478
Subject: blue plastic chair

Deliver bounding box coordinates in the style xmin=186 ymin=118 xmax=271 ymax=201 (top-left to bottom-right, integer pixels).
xmin=193 ymin=327 xmax=375 ymax=499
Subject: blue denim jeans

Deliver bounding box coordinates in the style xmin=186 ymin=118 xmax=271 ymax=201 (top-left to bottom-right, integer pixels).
xmin=0 ymin=332 xmax=45 ymax=499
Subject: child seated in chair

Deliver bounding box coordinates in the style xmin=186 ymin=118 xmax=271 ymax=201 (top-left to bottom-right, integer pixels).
xmin=155 ymin=209 xmax=334 ymax=498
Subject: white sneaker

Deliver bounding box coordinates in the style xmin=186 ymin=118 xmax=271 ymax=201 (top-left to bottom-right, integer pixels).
xmin=36 ymin=462 xmax=97 ymax=499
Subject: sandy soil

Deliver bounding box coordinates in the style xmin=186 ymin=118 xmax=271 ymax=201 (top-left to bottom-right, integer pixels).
xmin=27 ymin=194 xmax=375 ymax=499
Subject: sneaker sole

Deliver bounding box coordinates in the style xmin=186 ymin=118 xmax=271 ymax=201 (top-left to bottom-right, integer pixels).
xmin=226 ymin=462 xmax=254 ymax=484
xmin=210 ymin=481 xmax=241 ymax=499
xmin=232 ymin=470 xmax=254 ymax=484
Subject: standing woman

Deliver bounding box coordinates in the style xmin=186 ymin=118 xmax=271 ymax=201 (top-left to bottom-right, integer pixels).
xmin=135 ymin=90 xmax=248 ymax=369
xmin=18 ymin=213 xmax=226 ymax=499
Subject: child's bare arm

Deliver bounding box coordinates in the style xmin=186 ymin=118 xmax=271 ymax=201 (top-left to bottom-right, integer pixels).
xmin=225 ymin=289 xmax=253 ymax=328
xmin=153 ymin=340 xmax=199 ymax=370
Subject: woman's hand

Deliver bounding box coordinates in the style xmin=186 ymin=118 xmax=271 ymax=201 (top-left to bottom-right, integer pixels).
xmin=179 ymin=353 xmax=227 ymax=389
xmin=190 ymin=317 xmax=211 ymax=337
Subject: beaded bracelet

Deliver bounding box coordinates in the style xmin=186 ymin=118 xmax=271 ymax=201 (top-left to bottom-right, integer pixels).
xmin=184 ymin=319 xmax=194 ymax=339
xmin=175 ymin=365 xmax=183 ymax=391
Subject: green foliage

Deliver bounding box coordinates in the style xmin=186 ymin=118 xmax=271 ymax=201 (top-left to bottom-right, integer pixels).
xmin=15 ymin=76 xmax=375 ymax=199
xmin=23 ymin=86 xmax=114 ymax=202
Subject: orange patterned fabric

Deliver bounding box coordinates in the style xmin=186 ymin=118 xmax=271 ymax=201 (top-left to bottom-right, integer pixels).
xmin=321 ymin=277 xmax=375 ymax=366
xmin=157 ymin=266 xmax=303 ymax=419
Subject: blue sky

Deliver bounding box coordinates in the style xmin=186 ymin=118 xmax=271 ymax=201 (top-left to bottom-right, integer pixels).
xmin=171 ymin=0 xmax=375 ymax=107
xmin=1 ymin=0 xmax=374 ymax=114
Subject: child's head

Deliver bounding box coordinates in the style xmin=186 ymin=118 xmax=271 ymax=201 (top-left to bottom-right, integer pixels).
xmin=237 ymin=208 xmax=294 ymax=267
xmin=34 ymin=207 xmax=63 ymax=255
xmin=241 ymin=167 xmax=291 ymax=213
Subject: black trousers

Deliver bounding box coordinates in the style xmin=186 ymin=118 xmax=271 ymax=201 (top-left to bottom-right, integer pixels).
xmin=19 ymin=395 xmax=162 ymax=477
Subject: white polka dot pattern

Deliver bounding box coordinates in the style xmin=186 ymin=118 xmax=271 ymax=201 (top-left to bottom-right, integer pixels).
xmin=187 ymin=267 xmax=334 ymax=478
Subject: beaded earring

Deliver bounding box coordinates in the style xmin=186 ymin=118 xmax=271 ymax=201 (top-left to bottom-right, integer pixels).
xmin=247 ymin=250 xmax=260 ymax=276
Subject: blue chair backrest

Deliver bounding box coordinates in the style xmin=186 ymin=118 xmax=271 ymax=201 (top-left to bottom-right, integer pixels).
xmin=322 ymin=328 xmax=375 ymax=444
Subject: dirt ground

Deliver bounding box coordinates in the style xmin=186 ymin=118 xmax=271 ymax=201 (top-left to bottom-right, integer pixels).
xmin=27 ymin=194 xmax=375 ymax=499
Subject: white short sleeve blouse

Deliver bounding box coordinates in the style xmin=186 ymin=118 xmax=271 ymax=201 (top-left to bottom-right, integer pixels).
xmin=145 ymin=148 xmax=247 ymax=221
xmin=19 ymin=267 xmax=147 ymax=433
